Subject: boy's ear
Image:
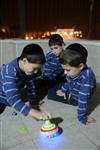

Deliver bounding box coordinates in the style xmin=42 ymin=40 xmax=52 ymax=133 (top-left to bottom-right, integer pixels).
xmin=79 ymin=63 xmax=85 ymax=70
xmin=62 ymin=43 xmax=65 ymax=50
xmin=22 ymin=58 xmax=28 ymax=63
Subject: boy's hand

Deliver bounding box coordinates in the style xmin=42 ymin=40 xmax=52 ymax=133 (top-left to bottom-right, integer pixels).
xmin=28 ymin=108 xmax=52 ymax=121
xmin=56 ymin=90 xmax=66 ymax=99
xmin=87 ymin=115 xmax=96 ymax=124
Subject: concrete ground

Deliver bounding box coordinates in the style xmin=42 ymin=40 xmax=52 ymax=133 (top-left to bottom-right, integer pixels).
xmin=0 ymin=84 xmax=100 ymax=150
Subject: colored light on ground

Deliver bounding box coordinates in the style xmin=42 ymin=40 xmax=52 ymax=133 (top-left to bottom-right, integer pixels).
xmin=19 ymin=127 xmax=27 ymax=133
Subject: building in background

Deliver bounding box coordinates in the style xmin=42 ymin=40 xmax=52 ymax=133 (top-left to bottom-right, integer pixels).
xmin=0 ymin=0 xmax=100 ymax=39
xmin=24 ymin=28 xmax=82 ymax=40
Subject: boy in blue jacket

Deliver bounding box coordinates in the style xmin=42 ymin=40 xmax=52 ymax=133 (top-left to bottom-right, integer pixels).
xmin=56 ymin=43 xmax=96 ymax=124
xmin=0 ymin=43 xmax=51 ymax=121
xmin=42 ymin=34 xmax=64 ymax=80
xmin=41 ymin=34 xmax=66 ymax=100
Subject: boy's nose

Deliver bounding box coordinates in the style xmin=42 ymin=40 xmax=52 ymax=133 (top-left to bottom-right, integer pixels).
xmin=64 ymin=70 xmax=67 ymax=75
xmin=53 ymin=51 xmax=57 ymax=55
xmin=53 ymin=50 xmax=56 ymax=53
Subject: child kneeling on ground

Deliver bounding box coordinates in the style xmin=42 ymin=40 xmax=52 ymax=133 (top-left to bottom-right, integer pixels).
xmin=56 ymin=43 xmax=96 ymax=125
xmin=0 ymin=43 xmax=51 ymax=121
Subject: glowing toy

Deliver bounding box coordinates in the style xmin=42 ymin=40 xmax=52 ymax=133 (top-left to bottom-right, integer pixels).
xmin=40 ymin=120 xmax=60 ymax=138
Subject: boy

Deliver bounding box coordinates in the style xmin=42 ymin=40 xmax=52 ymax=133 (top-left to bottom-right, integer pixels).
xmin=0 ymin=43 xmax=51 ymax=121
xmin=42 ymin=34 xmax=65 ymax=80
xmin=56 ymin=43 xmax=96 ymax=124
xmin=42 ymin=34 xmax=66 ymax=101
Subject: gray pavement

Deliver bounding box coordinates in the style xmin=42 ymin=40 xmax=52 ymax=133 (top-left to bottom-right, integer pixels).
xmin=0 ymin=85 xmax=100 ymax=150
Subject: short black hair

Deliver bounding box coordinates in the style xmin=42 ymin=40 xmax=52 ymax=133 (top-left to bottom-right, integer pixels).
xmin=49 ymin=34 xmax=64 ymax=46
xmin=67 ymin=43 xmax=88 ymax=58
xmin=59 ymin=46 xmax=88 ymax=67
xmin=20 ymin=43 xmax=45 ymax=64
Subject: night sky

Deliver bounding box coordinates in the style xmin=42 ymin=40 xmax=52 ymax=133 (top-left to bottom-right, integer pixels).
xmin=0 ymin=0 xmax=100 ymax=38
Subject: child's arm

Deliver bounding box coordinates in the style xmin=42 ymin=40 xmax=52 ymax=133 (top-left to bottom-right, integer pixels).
xmin=3 ymin=75 xmax=33 ymax=116
xmin=77 ymin=86 xmax=96 ymax=124
xmin=77 ymin=69 xmax=96 ymax=124
xmin=26 ymin=78 xmax=52 ymax=120
xmin=56 ymin=81 xmax=69 ymax=99
xmin=4 ymin=78 xmax=51 ymax=120
xmin=42 ymin=52 xmax=53 ymax=79
xmin=56 ymin=90 xmax=66 ymax=99
xmin=3 ymin=72 xmax=51 ymax=120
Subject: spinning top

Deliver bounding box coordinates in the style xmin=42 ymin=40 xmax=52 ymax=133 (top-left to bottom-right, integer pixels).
xmin=40 ymin=120 xmax=59 ymax=138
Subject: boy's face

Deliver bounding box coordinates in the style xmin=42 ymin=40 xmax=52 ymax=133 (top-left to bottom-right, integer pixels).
xmin=50 ymin=44 xmax=63 ymax=56
xmin=61 ymin=63 xmax=84 ymax=78
xmin=19 ymin=58 xmax=42 ymax=75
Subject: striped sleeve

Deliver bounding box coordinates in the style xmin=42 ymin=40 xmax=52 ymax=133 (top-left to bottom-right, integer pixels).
xmin=43 ymin=52 xmax=63 ymax=79
xmin=43 ymin=61 xmax=54 ymax=79
xmin=61 ymin=82 xmax=69 ymax=93
xmin=3 ymin=71 xmax=31 ymax=116
xmin=77 ymin=70 xmax=96 ymax=124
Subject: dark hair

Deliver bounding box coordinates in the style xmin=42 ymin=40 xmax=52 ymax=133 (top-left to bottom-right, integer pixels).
xmin=49 ymin=34 xmax=64 ymax=46
xmin=59 ymin=48 xmax=87 ymax=67
xmin=19 ymin=43 xmax=45 ymax=64
xmin=67 ymin=43 xmax=88 ymax=58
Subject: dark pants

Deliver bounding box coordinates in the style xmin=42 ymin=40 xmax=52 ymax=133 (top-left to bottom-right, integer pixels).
xmin=0 ymin=103 xmax=6 ymax=114
xmin=34 ymin=76 xmax=66 ymax=103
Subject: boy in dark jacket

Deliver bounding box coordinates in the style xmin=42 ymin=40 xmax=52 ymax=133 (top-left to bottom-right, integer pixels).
xmin=57 ymin=43 xmax=96 ymax=124
xmin=43 ymin=34 xmax=64 ymax=80
xmin=0 ymin=43 xmax=51 ymax=121
xmin=42 ymin=34 xmax=66 ymax=101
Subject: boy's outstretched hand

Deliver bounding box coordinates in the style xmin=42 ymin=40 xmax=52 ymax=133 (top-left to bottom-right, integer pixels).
xmin=87 ymin=115 xmax=96 ymax=124
xmin=28 ymin=108 xmax=52 ymax=121
xmin=56 ymin=90 xmax=66 ymax=99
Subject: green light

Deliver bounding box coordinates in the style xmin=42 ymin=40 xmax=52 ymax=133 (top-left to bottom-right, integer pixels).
xmin=19 ymin=127 xmax=27 ymax=133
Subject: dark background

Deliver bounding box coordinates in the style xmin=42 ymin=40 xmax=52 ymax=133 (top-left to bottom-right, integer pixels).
xmin=0 ymin=0 xmax=100 ymax=39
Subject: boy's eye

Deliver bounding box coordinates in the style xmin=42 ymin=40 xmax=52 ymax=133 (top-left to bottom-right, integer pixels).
xmin=51 ymin=46 xmax=58 ymax=50
xmin=54 ymin=47 xmax=58 ymax=49
xmin=65 ymin=69 xmax=70 ymax=72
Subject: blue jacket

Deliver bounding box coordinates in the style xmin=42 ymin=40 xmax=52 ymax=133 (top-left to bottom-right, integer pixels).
xmin=61 ymin=67 xmax=96 ymax=124
xmin=0 ymin=58 xmax=36 ymax=116
xmin=42 ymin=51 xmax=64 ymax=79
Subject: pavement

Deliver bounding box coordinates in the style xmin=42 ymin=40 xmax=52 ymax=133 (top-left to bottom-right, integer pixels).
xmin=0 ymin=84 xmax=100 ymax=150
